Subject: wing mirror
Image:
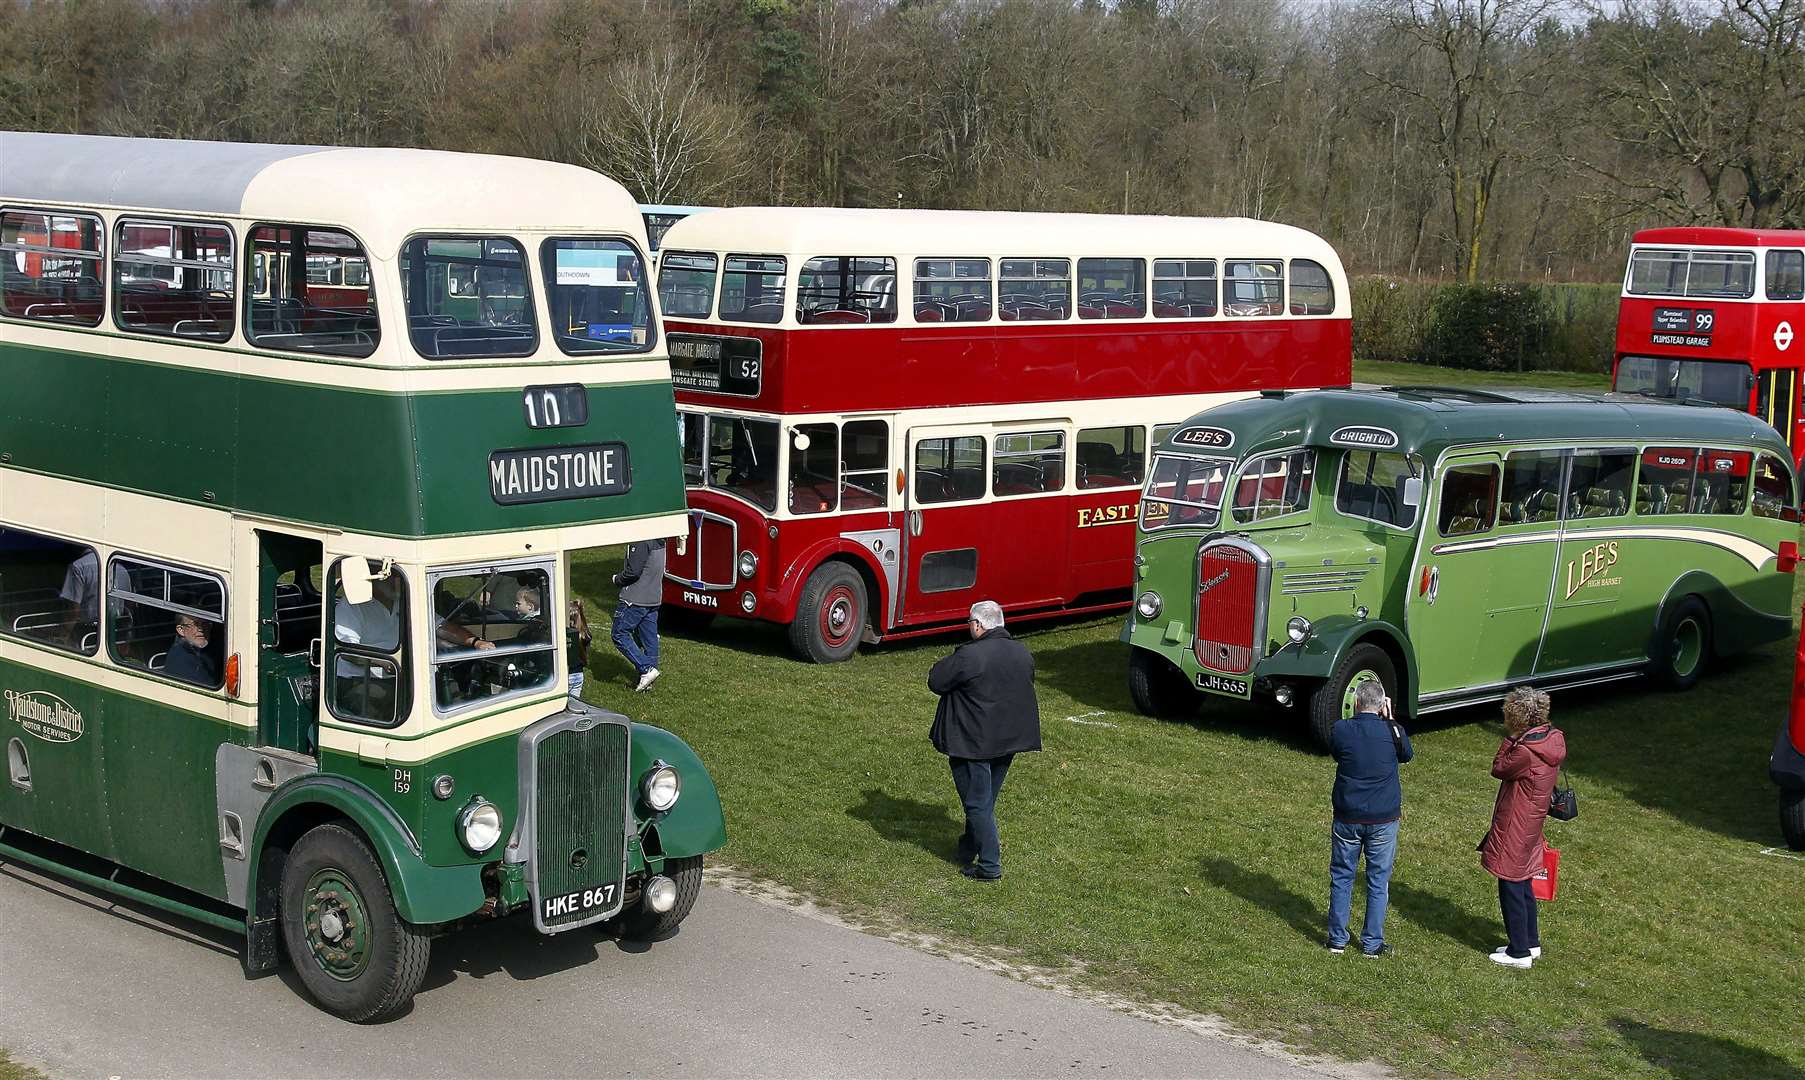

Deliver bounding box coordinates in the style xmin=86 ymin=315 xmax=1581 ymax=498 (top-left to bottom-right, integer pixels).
xmin=340 ymin=556 xmax=393 ymax=606
xmin=1402 ymin=477 xmax=1424 ymax=508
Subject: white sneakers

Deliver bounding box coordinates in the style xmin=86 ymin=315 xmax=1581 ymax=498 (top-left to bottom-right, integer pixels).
xmin=1493 ymin=945 xmax=1542 ymax=959
xmin=634 ymin=667 xmax=661 ymax=692
xmin=1489 ymin=947 xmax=1538 ymax=969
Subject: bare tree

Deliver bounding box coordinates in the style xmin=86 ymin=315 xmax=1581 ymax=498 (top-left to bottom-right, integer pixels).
xmin=579 ymin=44 xmax=749 ymax=204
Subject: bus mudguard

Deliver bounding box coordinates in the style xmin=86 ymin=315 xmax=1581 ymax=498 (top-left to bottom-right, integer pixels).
xmin=771 ymin=538 xmax=891 ymax=628
xmin=1652 ymin=569 xmax=1790 ymax=658
xmin=630 ymin=723 xmax=728 ymax=859
xmin=246 ymin=775 xmax=487 ymax=930
xmin=1258 ymin=615 xmax=1420 ymax=715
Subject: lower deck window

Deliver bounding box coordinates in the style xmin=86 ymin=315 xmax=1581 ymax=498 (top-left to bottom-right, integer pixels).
xmin=108 ymin=556 xmax=227 ymax=689
xmin=431 ymin=564 xmax=556 ymax=714
xmin=0 ymin=528 xmax=102 ymax=656
xmin=1438 ymin=464 xmax=1499 ymax=536
xmin=329 ymin=562 xmax=410 ymax=727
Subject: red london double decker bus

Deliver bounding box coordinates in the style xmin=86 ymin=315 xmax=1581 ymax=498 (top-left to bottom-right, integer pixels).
xmin=654 ymin=208 xmax=1352 ymax=661
xmin=1612 ymin=227 xmax=1805 ymax=461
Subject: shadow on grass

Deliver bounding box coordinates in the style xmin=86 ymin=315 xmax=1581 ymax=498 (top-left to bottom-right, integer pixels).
xmin=1389 ymin=881 xmax=1497 ymax=953
xmin=1198 ymin=856 xmax=1321 ymax=942
xmin=1611 ymin=1018 xmax=1805 ymax=1080
xmin=1033 ymin=637 xmax=1134 ymax=712
xmin=848 ymin=788 xmax=963 ymax=864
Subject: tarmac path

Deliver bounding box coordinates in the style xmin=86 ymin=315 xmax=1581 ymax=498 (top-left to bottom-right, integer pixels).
xmin=0 ymin=860 xmax=1372 ymax=1079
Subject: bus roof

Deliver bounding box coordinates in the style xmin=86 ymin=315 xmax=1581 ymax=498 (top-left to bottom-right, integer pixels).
xmin=661 ymin=206 xmax=1340 ymax=261
xmin=1632 ymin=226 xmax=1805 ymax=248
xmin=1160 ymin=386 xmax=1789 ymax=462
xmin=0 ymin=132 xmax=645 ymax=253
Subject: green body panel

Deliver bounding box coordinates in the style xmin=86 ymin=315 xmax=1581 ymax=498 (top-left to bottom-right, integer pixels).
xmin=0 ymin=645 xmax=241 ymax=899
xmin=0 ymin=339 xmax=684 ymax=538
xmin=631 ymin=722 xmax=729 ymax=857
xmin=1130 ymin=387 xmax=1800 ymax=716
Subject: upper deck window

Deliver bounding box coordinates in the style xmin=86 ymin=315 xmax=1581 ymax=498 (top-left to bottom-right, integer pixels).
xmin=245 ymin=224 xmax=379 ymax=358
xmin=1224 ymin=259 xmax=1283 ymax=316
xmin=798 ymin=257 xmax=896 ymax=324
xmin=401 ymin=236 xmax=535 ymax=359
xmin=720 ymin=254 xmax=786 ymax=325
xmin=1 ymin=208 xmax=103 ymax=326
xmin=1153 ymin=260 xmax=1217 ymax=319
xmin=1231 ymin=449 xmax=1314 ymax=524
xmin=914 ymin=259 xmax=992 ymax=323
xmin=1142 ymin=454 xmax=1230 ymax=530
xmin=1289 ymin=259 xmax=1335 ymax=315
xmin=1626 ymin=248 xmax=1756 ymax=299
xmin=1077 ymin=258 xmax=1146 ymax=320
xmin=113 ymin=218 xmax=234 ymax=342
xmin=998 ymin=259 xmax=1070 ymax=321
xmin=1768 ymin=250 xmax=1804 ymax=301
xmin=541 ymin=238 xmax=654 ymax=355
xmin=658 ymin=251 xmax=717 ymax=317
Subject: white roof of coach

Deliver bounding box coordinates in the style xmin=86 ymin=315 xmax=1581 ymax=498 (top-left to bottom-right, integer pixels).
xmin=0 ymin=132 xmax=646 ymax=254
xmin=661 ymin=206 xmax=1342 ymax=264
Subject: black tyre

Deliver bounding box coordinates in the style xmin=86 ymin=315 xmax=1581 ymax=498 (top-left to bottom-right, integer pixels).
xmin=1782 ymin=789 xmax=1805 ymax=852
xmin=280 ymin=823 xmax=431 ymax=1023
xmin=1128 ymin=648 xmax=1200 ymax=719
xmin=612 ymin=855 xmax=704 ymax=941
xmin=788 ymin=562 xmax=866 ymax=663
xmin=1653 ymin=596 xmax=1710 ymax=691
xmin=1307 ymin=642 xmax=1398 ymax=753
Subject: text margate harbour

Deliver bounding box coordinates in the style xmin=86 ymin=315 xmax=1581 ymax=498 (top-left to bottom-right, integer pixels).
xmin=489 ymin=444 xmax=631 ymax=505
xmin=4 ymin=689 xmax=84 ymax=743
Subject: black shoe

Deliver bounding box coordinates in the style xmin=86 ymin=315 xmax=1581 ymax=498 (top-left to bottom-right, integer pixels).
xmin=1362 ymin=944 xmax=1394 ymax=958
xmin=960 ymin=864 xmax=1002 ymax=882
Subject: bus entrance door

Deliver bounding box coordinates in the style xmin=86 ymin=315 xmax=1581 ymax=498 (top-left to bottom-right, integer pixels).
xmin=255 ymin=531 xmax=324 ymax=755
xmin=902 ymin=425 xmax=991 ymax=625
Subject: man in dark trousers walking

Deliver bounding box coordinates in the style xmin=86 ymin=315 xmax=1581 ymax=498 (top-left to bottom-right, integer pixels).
xmin=611 ymin=537 xmax=666 ymax=691
xmin=928 ymin=601 xmax=1041 ymax=882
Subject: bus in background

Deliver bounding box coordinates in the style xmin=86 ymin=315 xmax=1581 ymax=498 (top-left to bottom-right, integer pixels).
xmin=640 ymin=204 xmax=711 ymax=253
xmin=653 ymin=207 xmax=1352 ymax=662
xmin=1612 ymin=227 xmax=1805 ymax=462
xmin=1 ymin=132 xmax=723 ymax=1020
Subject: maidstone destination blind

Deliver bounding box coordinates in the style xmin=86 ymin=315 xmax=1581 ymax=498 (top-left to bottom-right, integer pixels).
xmin=489 ymin=444 xmax=632 ymax=505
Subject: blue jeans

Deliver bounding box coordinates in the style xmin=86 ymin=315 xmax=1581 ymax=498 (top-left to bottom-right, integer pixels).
xmin=1326 ymin=819 xmax=1398 ymax=953
xmin=611 ymin=603 xmax=660 ymax=675
xmin=949 ymin=755 xmax=1014 ymax=877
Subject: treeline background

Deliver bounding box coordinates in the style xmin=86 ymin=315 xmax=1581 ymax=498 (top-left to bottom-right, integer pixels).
xmin=4 ymin=0 xmax=1801 ymax=370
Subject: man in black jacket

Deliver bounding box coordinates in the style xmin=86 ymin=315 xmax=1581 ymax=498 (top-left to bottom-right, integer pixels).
xmin=928 ymin=601 xmax=1041 ymax=881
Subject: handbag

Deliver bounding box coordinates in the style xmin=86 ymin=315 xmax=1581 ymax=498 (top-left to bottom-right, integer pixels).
xmin=1548 ymin=769 xmax=1578 ymax=821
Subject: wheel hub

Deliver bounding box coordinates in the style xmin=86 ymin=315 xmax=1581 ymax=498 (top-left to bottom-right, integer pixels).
xmin=1341 ymin=669 xmax=1381 ymax=720
xmin=303 ymin=870 xmax=371 ymax=981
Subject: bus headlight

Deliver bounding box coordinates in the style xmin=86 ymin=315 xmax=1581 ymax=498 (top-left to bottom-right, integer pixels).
xmin=458 ymin=798 xmax=503 ymax=854
xmin=1136 ymin=591 xmax=1163 ymax=620
xmin=645 ymin=874 xmax=678 ymax=913
xmin=740 ymin=591 xmax=756 ymax=613
xmin=1287 ymin=616 xmax=1312 ymax=643
xmin=642 ymin=762 xmax=681 ymax=811
xmin=738 ymin=551 xmax=758 ymax=578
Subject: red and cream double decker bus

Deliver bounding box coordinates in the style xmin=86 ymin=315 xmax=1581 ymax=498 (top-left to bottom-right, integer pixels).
xmin=1612 ymin=227 xmax=1805 ymax=461
xmin=654 ymin=207 xmax=1352 ymax=661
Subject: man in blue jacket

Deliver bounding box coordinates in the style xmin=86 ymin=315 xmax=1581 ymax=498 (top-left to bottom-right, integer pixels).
xmin=1325 ymin=678 xmax=1414 ymax=957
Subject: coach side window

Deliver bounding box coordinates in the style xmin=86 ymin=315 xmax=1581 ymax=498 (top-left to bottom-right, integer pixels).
xmin=0 ymin=527 xmax=103 ymax=657
xmin=1753 ymin=453 xmax=1800 ymax=520
xmin=914 ymin=259 xmax=992 ymax=323
xmin=1 ymin=209 xmax=104 ymax=327
xmin=788 ymin=422 xmax=839 ymax=515
xmin=108 ymin=556 xmax=227 ymax=690
xmin=796 ymin=256 xmax=895 ymax=324
xmin=841 ymin=420 xmax=889 ymax=511
xmin=1077 ymin=258 xmax=1145 ymax=320
xmin=1568 ymin=451 xmax=1636 ymax=519
xmin=1768 ymin=251 xmax=1805 ymax=302
xmin=1694 ymin=448 xmax=1754 ymax=514
xmin=1498 ymin=449 xmax=1565 ymax=524
xmin=1076 ymin=426 xmax=1147 ymax=489
xmin=1437 ymin=463 xmax=1498 ymax=537
xmin=246 ymin=224 xmax=380 ymax=358
xmin=1337 ymin=451 xmax=1420 ymax=529
xmin=114 ymin=218 xmax=235 ymax=342
xmin=915 ymin=436 xmax=986 ymax=504
xmin=1289 ymin=259 xmax=1335 ymax=315
xmin=1223 ymin=260 xmax=1283 ymax=317
xmin=1636 ymin=447 xmax=1698 ymax=515
xmin=994 ymin=431 xmax=1066 ymax=496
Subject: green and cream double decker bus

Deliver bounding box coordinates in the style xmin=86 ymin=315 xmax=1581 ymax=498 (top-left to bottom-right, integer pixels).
xmin=0 ymin=132 xmax=724 ymax=1020
xmin=1126 ymin=387 xmax=1801 ymax=749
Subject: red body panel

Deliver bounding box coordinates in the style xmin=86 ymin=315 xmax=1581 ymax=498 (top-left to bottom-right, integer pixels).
xmin=1194 ymin=544 xmax=1258 ymax=674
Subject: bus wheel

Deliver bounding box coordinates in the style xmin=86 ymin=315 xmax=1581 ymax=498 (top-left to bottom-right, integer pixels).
xmin=1653 ymin=597 xmax=1710 ymax=691
xmin=789 ymin=563 xmax=866 ymax=663
xmin=1781 ymin=790 xmax=1805 ymax=851
xmin=1128 ymin=648 xmax=1200 ymax=718
xmin=1308 ymin=643 xmax=1397 ymax=753
xmin=280 ymin=823 xmax=431 ymax=1023
xmin=611 ymin=855 xmax=704 ymax=941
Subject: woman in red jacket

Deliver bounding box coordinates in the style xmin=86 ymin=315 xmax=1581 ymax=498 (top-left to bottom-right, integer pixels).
xmin=1480 ymin=686 xmax=1567 ymax=969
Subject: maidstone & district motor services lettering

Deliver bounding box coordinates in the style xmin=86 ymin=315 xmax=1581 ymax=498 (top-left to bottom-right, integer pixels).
xmin=4 ymin=689 xmax=84 ymax=743
xmin=489 ymin=444 xmax=631 ymax=506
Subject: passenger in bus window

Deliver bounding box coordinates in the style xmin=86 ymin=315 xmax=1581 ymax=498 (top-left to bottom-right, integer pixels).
xmin=163 ymin=613 xmax=220 ymax=687
xmin=59 ymin=550 xmax=128 ymax=641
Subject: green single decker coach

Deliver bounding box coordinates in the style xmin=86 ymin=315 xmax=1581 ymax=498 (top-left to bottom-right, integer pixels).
xmin=1126 ymin=387 xmax=1802 ymax=749
xmin=0 ymin=132 xmax=724 ymax=1020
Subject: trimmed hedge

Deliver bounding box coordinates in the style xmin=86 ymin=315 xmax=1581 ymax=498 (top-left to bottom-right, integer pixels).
xmin=1352 ymin=277 xmax=1619 ymax=373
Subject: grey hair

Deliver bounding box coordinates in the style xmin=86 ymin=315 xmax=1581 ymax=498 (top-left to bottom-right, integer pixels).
xmin=1354 ymin=678 xmax=1387 ymax=713
xmin=970 ymin=601 xmax=1005 ymax=632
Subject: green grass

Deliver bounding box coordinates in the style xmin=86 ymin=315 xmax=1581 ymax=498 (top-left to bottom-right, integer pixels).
xmin=1356 ymin=358 xmax=1610 ymax=391
xmin=0 ymin=1050 xmax=46 ymax=1080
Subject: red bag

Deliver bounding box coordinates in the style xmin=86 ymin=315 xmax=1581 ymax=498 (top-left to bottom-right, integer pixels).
xmin=1531 ymin=846 xmax=1561 ymax=901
